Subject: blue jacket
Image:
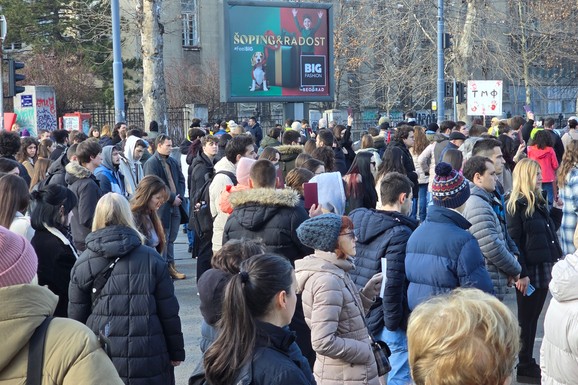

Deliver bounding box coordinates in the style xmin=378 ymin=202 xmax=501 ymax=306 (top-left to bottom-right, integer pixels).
xmin=405 ymin=205 xmax=493 ymax=310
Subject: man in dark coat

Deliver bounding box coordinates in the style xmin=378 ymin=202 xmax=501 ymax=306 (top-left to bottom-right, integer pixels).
xmin=65 ymin=140 xmax=103 ymax=251
xmin=316 ymin=129 xmax=347 ymax=175
xmin=49 ymin=129 xmax=69 ymax=162
xmin=0 ymin=131 xmax=31 ymax=186
xmin=276 ymin=130 xmax=303 ymax=178
xmin=144 ymin=134 xmax=186 ymax=280
xmin=188 ymin=135 xmax=218 ymax=279
xmin=349 ymin=172 xmax=417 ymax=385
xmin=388 ymin=125 xmax=419 ymax=204
xmin=246 ymin=116 xmax=263 ymax=147
xmin=222 ymin=159 xmax=314 ymax=367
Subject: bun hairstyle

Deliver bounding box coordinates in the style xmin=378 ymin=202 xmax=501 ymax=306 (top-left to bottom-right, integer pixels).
xmin=30 ymin=184 xmax=77 ymax=230
xmin=204 ymin=253 xmax=294 ymax=385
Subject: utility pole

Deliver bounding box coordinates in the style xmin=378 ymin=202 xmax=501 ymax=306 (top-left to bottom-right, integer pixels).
xmin=0 ymin=15 xmax=6 ymax=131
xmin=436 ymin=0 xmax=445 ymax=124
xmin=111 ymin=0 xmax=125 ymax=123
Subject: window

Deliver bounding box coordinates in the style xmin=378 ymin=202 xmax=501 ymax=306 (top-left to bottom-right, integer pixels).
xmin=182 ymin=0 xmax=199 ymax=48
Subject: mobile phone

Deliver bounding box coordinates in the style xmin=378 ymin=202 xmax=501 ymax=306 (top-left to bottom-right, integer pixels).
xmin=523 ymin=104 xmax=532 ymax=114
xmin=303 ymin=182 xmax=318 ymax=210
xmin=526 ymin=284 xmax=535 ymax=296
xmin=347 ymin=107 xmax=353 ymax=116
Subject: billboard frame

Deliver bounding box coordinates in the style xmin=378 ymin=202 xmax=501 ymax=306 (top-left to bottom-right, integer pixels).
xmin=221 ymin=0 xmax=334 ymax=103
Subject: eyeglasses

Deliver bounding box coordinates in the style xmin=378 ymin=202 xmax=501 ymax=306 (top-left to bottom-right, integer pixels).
xmin=340 ymin=231 xmax=356 ymax=239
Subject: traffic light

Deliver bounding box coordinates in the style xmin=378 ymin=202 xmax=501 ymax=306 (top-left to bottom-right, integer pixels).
xmin=8 ymin=59 xmax=26 ymax=97
xmin=443 ymin=33 xmax=452 ymax=50
xmin=444 ymin=81 xmax=453 ymax=98
xmin=457 ymin=82 xmax=466 ymax=104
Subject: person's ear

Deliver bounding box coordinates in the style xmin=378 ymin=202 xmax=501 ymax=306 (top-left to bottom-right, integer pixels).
xmin=277 ymin=290 xmax=288 ymax=310
xmin=399 ymin=192 xmax=407 ymax=205
xmin=236 ymin=154 xmax=242 ymax=162
xmin=249 ymin=178 xmax=254 ymax=189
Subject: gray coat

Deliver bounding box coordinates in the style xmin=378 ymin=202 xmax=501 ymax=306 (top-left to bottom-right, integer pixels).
xmin=462 ymin=183 xmax=521 ymax=300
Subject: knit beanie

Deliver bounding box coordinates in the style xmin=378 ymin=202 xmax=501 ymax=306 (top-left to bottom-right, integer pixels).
xmin=0 ymin=226 xmax=38 ymax=287
xmin=431 ymin=162 xmax=470 ymax=209
xmin=296 ymin=213 xmax=342 ymax=252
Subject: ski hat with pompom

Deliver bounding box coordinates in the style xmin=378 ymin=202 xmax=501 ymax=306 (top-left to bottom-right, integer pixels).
xmin=431 ymin=162 xmax=470 ymax=209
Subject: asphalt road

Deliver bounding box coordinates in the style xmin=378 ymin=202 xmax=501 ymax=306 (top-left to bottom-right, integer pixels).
xmin=170 ymin=231 xmax=549 ymax=385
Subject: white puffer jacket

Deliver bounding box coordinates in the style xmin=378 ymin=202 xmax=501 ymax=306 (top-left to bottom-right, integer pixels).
xmin=540 ymin=253 xmax=578 ymax=385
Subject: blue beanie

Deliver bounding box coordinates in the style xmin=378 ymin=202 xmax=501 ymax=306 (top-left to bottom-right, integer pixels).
xmin=297 ymin=213 xmax=342 ymax=252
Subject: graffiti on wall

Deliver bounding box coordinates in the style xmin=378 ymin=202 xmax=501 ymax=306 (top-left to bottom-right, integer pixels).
xmin=36 ymin=96 xmax=58 ymax=133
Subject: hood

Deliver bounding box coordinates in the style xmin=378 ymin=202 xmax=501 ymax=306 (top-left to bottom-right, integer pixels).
xmin=65 ymin=161 xmax=92 ymax=184
xmin=228 ymin=188 xmax=300 ymax=230
xmin=99 ymin=145 xmax=117 ymax=171
xmin=295 ymin=252 xmax=353 ymax=293
xmin=549 ymin=253 xmax=578 ymax=303
xmin=47 ymin=151 xmax=68 ymax=175
xmin=124 ymin=135 xmax=143 ymax=163
xmin=214 ymin=156 xmax=237 ymax=174
xmin=529 ymin=146 xmax=552 ymax=159
xmin=352 ymin=209 xmax=418 ymax=244
xmin=0 ymin=284 xmax=57 ymax=371
xmin=180 ymin=139 xmax=192 ymax=155
xmin=277 ymin=144 xmax=303 ymax=157
xmin=85 ymin=225 xmax=142 ymax=258
xmin=260 ymin=136 xmax=281 ymax=148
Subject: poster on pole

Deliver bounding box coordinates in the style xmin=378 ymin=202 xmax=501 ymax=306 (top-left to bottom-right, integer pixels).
xmin=221 ymin=1 xmax=334 ymax=103
xmin=466 ymin=80 xmax=503 ymax=116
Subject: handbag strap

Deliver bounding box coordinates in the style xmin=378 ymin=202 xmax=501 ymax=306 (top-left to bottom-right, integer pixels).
xmin=27 ymin=316 xmax=54 ymax=385
xmin=342 ymin=279 xmax=378 ymax=344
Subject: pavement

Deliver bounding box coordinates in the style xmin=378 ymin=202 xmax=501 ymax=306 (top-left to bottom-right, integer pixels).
xmin=170 ymin=230 xmax=549 ymax=385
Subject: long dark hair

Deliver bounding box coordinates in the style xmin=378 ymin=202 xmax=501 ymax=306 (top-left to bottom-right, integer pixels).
xmin=130 ymin=175 xmax=169 ymax=253
xmin=204 ymin=253 xmax=294 ymax=385
xmin=0 ymin=174 xmax=30 ymax=228
xmin=376 ymin=146 xmax=406 ymax=183
xmin=345 ymin=152 xmax=377 ymax=208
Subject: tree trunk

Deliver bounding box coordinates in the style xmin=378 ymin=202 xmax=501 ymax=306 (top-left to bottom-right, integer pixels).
xmin=455 ymin=0 xmax=478 ymax=123
xmin=136 ymin=0 xmax=168 ymax=133
xmin=517 ymin=0 xmax=532 ymax=106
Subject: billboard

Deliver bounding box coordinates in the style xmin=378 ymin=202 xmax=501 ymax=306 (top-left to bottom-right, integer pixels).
xmin=222 ymin=1 xmax=334 ymax=103
xmin=466 ymin=80 xmax=503 ymax=116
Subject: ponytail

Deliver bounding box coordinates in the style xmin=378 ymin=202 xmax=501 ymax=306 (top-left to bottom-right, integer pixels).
xmin=204 ymin=254 xmax=294 ymax=385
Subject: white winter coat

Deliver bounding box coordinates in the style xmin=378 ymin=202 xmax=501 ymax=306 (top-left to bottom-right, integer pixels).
xmin=540 ymin=253 xmax=578 ymax=385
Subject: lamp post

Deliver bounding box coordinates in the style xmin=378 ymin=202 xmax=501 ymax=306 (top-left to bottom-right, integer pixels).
xmin=0 ymin=15 xmax=6 ymax=131
xmin=436 ymin=0 xmax=445 ymax=124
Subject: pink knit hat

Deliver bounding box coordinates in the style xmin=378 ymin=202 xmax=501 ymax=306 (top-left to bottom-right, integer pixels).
xmin=0 ymin=226 xmax=38 ymax=287
xmin=236 ymin=157 xmax=257 ymax=187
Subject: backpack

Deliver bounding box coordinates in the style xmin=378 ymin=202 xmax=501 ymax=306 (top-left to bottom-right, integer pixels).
xmin=191 ymin=170 xmax=237 ymax=238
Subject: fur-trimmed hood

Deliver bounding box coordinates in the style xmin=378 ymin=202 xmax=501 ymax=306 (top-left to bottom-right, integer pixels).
xmin=65 ymin=161 xmax=92 ymax=184
xmin=230 ymin=188 xmax=300 ymax=208
xmin=276 ymin=144 xmax=304 ymax=156
xmin=228 ymin=188 xmax=301 ymax=232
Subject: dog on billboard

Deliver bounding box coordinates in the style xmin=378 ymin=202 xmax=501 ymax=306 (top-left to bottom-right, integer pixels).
xmin=250 ymin=51 xmax=269 ymax=92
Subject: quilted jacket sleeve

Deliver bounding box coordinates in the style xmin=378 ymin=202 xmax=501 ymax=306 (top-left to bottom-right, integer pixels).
xmin=456 ymin=237 xmax=494 ymax=294
xmin=308 ymin=274 xmax=373 ymax=364
xmin=467 ymin=198 xmax=521 ymax=277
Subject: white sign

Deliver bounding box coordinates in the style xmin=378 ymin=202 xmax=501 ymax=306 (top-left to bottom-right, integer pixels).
xmin=467 ymin=80 xmax=503 ymax=116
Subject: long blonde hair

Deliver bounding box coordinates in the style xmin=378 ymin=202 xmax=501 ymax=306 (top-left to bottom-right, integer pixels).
xmin=507 ymin=158 xmax=546 ymax=218
xmin=92 ymin=192 xmax=145 ymax=243
xmin=558 ymin=140 xmax=578 ymax=187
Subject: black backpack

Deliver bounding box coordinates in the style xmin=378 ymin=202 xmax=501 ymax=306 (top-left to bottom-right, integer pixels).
xmin=191 ymin=170 xmax=237 ymax=238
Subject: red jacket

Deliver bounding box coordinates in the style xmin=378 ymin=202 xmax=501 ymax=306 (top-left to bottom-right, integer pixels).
xmin=528 ymin=146 xmax=559 ymax=183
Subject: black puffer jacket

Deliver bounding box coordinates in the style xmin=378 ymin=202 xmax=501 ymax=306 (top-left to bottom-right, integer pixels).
xmin=223 ymin=188 xmax=311 ymax=264
xmin=65 ymin=162 xmax=103 ymax=251
xmin=506 ymin=198 xmax=563 ymax=278
xmin=388 ymin=140 xmax=419 ymax=197
xmin=45 ymin=151 xmax=69 ymax=187
xmin=349 ymin=208 xmax=417 ymax=334
xmin=68 ymin=225 xmax=185 ymax=385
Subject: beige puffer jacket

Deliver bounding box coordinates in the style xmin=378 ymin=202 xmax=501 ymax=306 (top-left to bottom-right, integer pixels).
xmin=295 ymin=251 xmax=380 ymax=385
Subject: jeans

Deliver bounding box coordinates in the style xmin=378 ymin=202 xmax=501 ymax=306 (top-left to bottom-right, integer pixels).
xmin=542 ymin=182 xmax=554 ymax=208
xmin=410 ymin=198 xmax=418 ymax=220
xmin=163 ymin=206 xmax=180 ymax=264
xmin=418 ymin=184 xmax=428 ymax=222
xmin=182 ymin=197 xmax=194 ymax=248
xmin=377 ymin=327 xmax=410 ymax=385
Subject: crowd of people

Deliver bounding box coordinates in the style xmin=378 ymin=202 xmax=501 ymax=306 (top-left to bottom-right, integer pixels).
xmin=1 ymin=112 xmax=578 ymax=385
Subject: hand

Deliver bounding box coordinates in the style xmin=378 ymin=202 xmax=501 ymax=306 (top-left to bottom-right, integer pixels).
xmin=527 ymin=111 xmax=535 ymax=121
xmin=347 ymin=115 xmax=353 ymax=126
xmin=362 ymin=273 xmax=383 ymax=299
xmin=516 ymin=276 xmax=530 ymax=295
xmin=171 ymin=361 xmax=181 ymax=367
xmin=554 ymin=196 xmax=564 ymax=209
xmin=308 ymin=203 xmax=323 ymax=218
xmin=292 ymin=8 xmax=297 ymax=17
xmin=507 ymin=274 xmax=519 ymax=287
xmin=173 ymin=195 xmax=182 ymax=207
xmin=517 ymin=141 xmax=526 ymax=153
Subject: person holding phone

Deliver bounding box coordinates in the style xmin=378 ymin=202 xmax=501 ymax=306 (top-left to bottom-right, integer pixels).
xmin=506 ymin=158 xmax=563 ymax=383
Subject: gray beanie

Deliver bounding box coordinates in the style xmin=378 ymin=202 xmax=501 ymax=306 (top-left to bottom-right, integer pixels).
xmin=296 ymin=213 xmax=342 ymax=252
